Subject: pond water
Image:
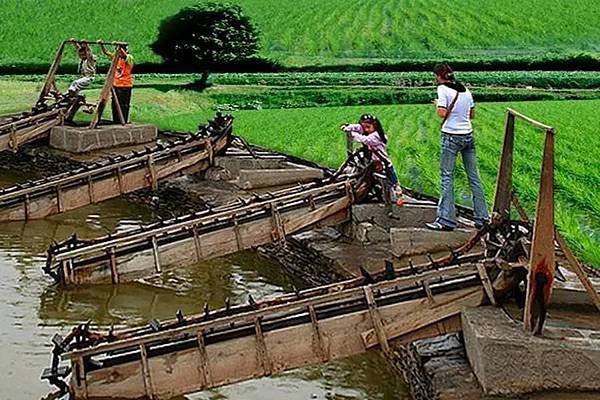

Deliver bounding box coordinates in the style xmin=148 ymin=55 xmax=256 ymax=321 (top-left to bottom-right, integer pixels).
xmin=0 ymin=171 xmax=408 ymax=400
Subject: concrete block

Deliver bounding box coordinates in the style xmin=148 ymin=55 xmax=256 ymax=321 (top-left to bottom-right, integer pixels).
xmin=237 ymin=167 xmax=323 ymax=189
xmin=462 ymin=306 xmax=600 ymax=395
xmin=390 ymin=227 xmax=473 ymax=257
xmin=215 ymin=156 xmax=287 ymax=176
xmin=50 ymin=124 xmax=157 ymax=153
xmin=354 ymin=222 xmax=389 ymax=244
xmin=352 ymin=204 xmax=437 ymax=230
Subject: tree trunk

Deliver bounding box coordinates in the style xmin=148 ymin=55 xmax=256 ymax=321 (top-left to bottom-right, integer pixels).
xmin=192 ymin=70 xmax=210 ymax=90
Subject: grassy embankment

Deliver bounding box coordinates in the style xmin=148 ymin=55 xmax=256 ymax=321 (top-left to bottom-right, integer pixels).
xmin=1 ymin=77 xmax=598 ymax=267
xmin=1 ymin=0 xmax=599 ymax=69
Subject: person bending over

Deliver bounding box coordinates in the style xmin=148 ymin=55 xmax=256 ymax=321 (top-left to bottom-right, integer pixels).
xmin=341 ymin=114 xmax=403 ymax=205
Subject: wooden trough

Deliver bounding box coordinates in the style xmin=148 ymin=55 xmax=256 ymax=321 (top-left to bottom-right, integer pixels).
xmin=0 ymin=114 xmax=233 ymax=221
xmin=44 ymin=150 xmax=375 ymax=285
xmin=43 ymin=218 xmax=530 ymax=400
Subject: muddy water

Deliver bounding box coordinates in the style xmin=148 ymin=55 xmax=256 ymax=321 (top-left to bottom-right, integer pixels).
xmin=0 ymin=171 xmax=408 ymax=400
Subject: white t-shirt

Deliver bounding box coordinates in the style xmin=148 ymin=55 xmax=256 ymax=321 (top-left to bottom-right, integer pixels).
xmin=437 ymin=83 xmax=474 ymax=135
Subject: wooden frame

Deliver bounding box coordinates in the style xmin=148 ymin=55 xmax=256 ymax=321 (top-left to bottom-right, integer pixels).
xmin=38 ymin=39 xmax=129 ymax=129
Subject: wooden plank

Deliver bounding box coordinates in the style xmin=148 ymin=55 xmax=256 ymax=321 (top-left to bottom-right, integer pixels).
xmin=38 ymin=41 xmax=66 ymax=103
xmin=524 ymin=129 xmax=555 ymax=334
xmin=492 ymin=111 xmax=515 ymax=219
xmin=147 ymin=155 xmax=158 ymax=191
xmin=151 ymin=236 xmax=161 ymax=274
xmin=87 ymin=176 xmax=96 ymax=204
xmin=476 ymin=263 xmax=497 ymax=306
xmin=254 ymin=317 xmax=272 ymax=375
xmin=362 ymin=287 xmax=483 ymax=349
xmin=139 ymin=344 xmax=156 ymax=399
xmin=73 ymin=285 xmax=477 ymax=399
xmin=422 ymin=280 xmax=435 ymax=304
xmin=556 ymin=231 xmax=600 ymax=312
xmin=89 ymin=51 xmax=120 ymax=129
xmin=192 ymin=227 xmax=203 ymax=261
xmin=507 ymin=108 xmax=554 ymax=131
xmin=196 ymin=331 xmax=212 ymax=388
xmin=108 ymin=247 xmax=119 ymax=284
xmin=65 ymin=264 xmax=479 ymax=359
xmin=363 ymin=286 xmax=390 ymax=353
xmin=308 ymin=305 xmax=328 ymax=362
xmin=72 ymin=357 xmax=88 ymax=399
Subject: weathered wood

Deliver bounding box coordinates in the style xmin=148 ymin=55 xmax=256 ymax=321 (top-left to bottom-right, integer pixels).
xmin=89 ymin=50 xmax=120 ymax=129
xmin=492 ymin=111 xmax=515 ymax=220
xmin=363 ymin=286 xmax=390 ymax=353
xmin=195 ymin=331 xmax=212 ymax=388
xmin=308 ymin=305 xmax=328 ymax=362
xmin=422 ymin=279 xmax=435 ymax=304
xmin=108 ymin=247 xmax=119 ymax=284
xmin=151 ymin=236 xmax=161 ymax=274
xmin=524 ymin=129 xmax=555 ymax=334
xmin=476 ymin=263 xmax=497 ymax=306
xmin=139 ymin=344 xmax=156 ymax=399
xmin=506 ymin=108 xmax=554 ymax=131
xmin=38 ymin=41 xmax=66 ymax=103
xmin=555 ymin=231 xmax=600 ymax=312
xmin=254 ymin=317 xmax=272 ymax=375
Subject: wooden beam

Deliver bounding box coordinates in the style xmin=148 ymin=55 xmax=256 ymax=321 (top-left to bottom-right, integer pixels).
xmin=492 ymin=111 xmax=515 ymax=220
xmin=476 ymin=263 xmax=497 ymax=306
xmin=555 ymin=231 xmax=600 ymax=312
xmin=363 ymin=286 xmax=390 ymax=353
xmin=524 ymin=129 xmax=555 ymax=334
xmin=38 ymin=41 xmax=66 ymax=104
xmin=89 ymin=51 xmax=120 ymax=129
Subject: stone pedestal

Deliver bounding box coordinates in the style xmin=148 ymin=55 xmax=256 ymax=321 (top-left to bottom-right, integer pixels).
xmin=50 ymin=124 xmax=157 ymax=153
xmin=462 ymin=306 xmax=600 ymax=395
xmin=390 ymin=227 xmax=473 ymax=257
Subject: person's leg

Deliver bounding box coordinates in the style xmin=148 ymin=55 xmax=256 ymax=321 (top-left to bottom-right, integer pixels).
xmin=116 ymin=87 xmax=132 ymax=123
xmin=111 ymin=90 xmax=120 ymax=123
xmin=68 ymin=76 xmax=93 ymax=96
xmin=435 ymin=134 xmax=460 ymax=228
xmin=386 ymin=164 xmax=399 ymax=187
xmin=461 ymin=134 xmax=490 ymax=224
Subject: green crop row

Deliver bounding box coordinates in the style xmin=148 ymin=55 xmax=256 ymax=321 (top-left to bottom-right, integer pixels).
xmin=0 ymin=0 xmax=599 ymax=68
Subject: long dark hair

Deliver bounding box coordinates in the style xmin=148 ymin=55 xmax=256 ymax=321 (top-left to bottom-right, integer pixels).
xmin=433 ymin=62 xmax=455 ymax=82
xmin=359 ymin=114 xmax=387 ymax=144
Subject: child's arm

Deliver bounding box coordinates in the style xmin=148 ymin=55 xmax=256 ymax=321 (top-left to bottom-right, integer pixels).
xmin=69 ymin=38 xmax=82 ymax=51
xmin=98 ymin=40 xmax=114 ymax=58
xmin=341 ymin=123 xmax=363 ymax=133
xmin=349 ymin=131 xmax=382 ymax=147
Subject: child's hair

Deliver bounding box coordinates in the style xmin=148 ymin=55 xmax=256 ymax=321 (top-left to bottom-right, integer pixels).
xmin=433 ymin=63 xmax=455 ymax=82
xmin=359 ymin=114 xmax=387 ymax=144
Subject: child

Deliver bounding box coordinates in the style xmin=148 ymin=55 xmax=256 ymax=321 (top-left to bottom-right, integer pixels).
xmin=67 ymin=41 xmax=97 ymax=96
xmin=341 ymin=114 xmax=403 ymax=206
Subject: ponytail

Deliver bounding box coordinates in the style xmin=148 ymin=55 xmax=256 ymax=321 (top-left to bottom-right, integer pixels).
xmin=433 ymin=62 xmax=455 ymax=82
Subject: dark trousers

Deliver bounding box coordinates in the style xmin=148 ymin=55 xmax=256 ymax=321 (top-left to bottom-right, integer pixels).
xmin=112 ymin=86 xmax=132 ymax=123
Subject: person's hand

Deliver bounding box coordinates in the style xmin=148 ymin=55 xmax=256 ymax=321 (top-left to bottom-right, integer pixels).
xmin=340 ymin=123 xmax=349 ymax=131
xmin=432 ymin=99 xmax=438 ymax=105
xmin=96 ymin=39 xmax=102 ymax=44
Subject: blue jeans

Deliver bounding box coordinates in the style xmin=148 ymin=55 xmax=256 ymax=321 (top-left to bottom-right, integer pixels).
xmin=437 ymin=133 xmax=489 ymax=227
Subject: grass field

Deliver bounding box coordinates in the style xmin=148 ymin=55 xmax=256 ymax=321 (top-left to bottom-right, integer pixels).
xmin=1 ymin=0 xmax=599 ymax=68
xmin=2 ymin=78 xmax=598 ymax=267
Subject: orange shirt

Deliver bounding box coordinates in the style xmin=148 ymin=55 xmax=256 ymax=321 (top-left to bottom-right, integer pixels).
xmin=114 ymin=55 xmax=134 ymax=87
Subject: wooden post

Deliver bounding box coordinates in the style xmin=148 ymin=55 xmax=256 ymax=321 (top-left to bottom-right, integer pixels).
xmin=524 ymin=128 xmax=555 ymax=334
xmin=196 ymin=330 xmax=212 ymax=388
xmin=254 ymin=317 xmax=272 ymax=375
xmin=151 ymin=236 xmax=161 ymax=274
xmin=476 ymin=263 xmax=497 ymax=306
xmin=139 ymin=344 xmax=156 ymax=399
xmin=38 ymin=41 xmax=66 ymax=104
xmin=233 ymin=218 xmax=244 ymax=251
xmin=363 ymin=286 xmax=389 ymax=353
xmin=108 ymin=247 xmax=119 ymax=284
xmin=73 ymin=357 xmax=88 ymax=399
xmin=89 ymin=48 xmax=120 ymax=129
xmin=23 ymin=194 xmax=30 ymax=221
xmin=422 ymin=280 xmax=435 ymax=304
xmin=147 ymin=155 xmax=158 ymax=191
xmin=116 ymin=166 xmax=124 ymax=194
xmin=192 ymin=227 xmax=203 ymax=262
xmin=111 ymin=87 xmax=126 ymax=125
xmin=308 ymin=305 xmax=328 ymax=362
xmin=56 ymin=185 xmax=63 ymax=213
xmin=87 ymin=175 xmax=96 ymax=204
xmin=492 ymin=111 xmax=515 ymax=221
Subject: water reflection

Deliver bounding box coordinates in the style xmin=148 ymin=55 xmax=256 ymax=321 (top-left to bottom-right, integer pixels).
xmin=0 ymin=169 xmax=409 ymax=400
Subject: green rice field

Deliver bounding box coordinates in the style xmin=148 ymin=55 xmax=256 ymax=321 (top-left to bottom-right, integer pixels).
xmin=1 ymin=0 xmax=599 ymax=67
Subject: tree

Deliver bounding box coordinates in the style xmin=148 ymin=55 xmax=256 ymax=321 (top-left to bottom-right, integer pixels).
xmin=151 ymin=2 xmax=260 ymax=89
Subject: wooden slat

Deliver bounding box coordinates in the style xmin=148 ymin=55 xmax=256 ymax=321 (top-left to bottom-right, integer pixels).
xmin=151 ymin=236 xmax=161 ymax=274
xmin=196 ymin=331 xmax=212 ymax=388
xmin=556 ymin=231 xmax=600 ymax=312
xmin=254 ymin=317 xmax=272 ymax=375
xmin=108 ymin=247 xmax=119 ymax=284
xmin=139 ymin=344 xmax=156 ymax=399
xmin=476 ymin=263 xmax=497 ymax=306
xmin=308 ymin=305 xmax=328 ymax=362
xmin=363 ymin=286 xmax=390 ymax=353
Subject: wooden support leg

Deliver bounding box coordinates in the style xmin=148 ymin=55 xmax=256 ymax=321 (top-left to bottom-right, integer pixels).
xmin=492 ymin=111 xmax=515 ymax=221
xmin=308 ymin=305 xmax=328 ymax=362
xmin=139 ymin=344 xmax=156 ymax=399
xmin=476 ymin=263 xmax=498 ymax=306
xmin=524 ymin=129 xmax=555 ymax=334
xmin=556 ymin=231 xmax=600 ymax=312
xmin=254 ymin=317 xmax=272 ymax=375
xmin=196 ymin=331 xmax=212 ymax=388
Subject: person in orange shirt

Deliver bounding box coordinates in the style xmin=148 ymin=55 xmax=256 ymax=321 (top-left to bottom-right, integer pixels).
xmin=99 ymin=41 xmax=134 ymax=124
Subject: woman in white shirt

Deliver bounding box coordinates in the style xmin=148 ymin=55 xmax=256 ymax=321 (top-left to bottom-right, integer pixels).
xmin=426 ymin=63 xmax=489 ymax=231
